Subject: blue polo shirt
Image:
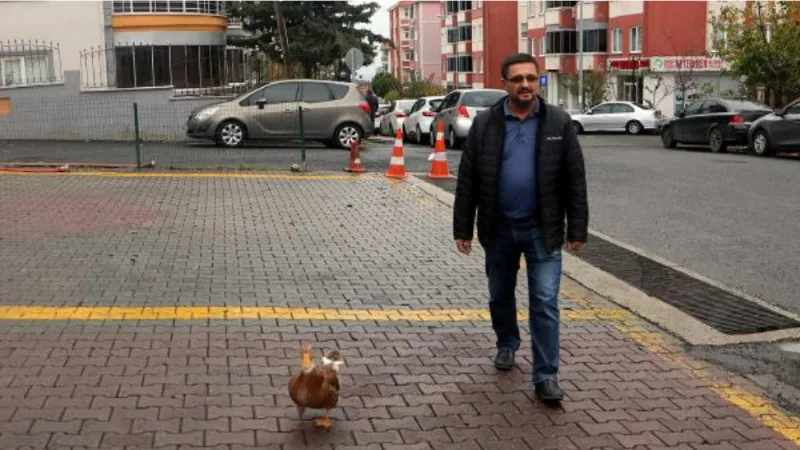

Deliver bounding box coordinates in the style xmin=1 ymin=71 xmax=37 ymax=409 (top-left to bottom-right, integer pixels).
xmin=498 ymin=98 xmax=539 ymax=221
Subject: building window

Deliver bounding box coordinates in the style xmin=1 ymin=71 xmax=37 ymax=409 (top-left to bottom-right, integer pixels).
xmin=403 ymin=4 xmax=415 ymax=18
xmin=82 ymin=44 xmax=246 ymax=90
xmin=112 ymin=0 xmax=222 ymax=14
xmin=546 ymin=30 xmax=577 ymax=54
xmin=445 ymin=1 xmax=472 ymax=14
xmin=527 ymin=1 xmax=535 ymax=17
xmin=541 ymin=38 xmax=546 ymax=55
xmin=582 ymin=29 xmax=608 ymax=53
xmin=611 ymin=28 xmax=622 ymax=54
xmin=447 ymin=55 xmax=473 ymax=72
xmin=630 ymin=26 xmax=642 ymax=53
xmin=529 ymin=38 xmax=536 ymax=55
xmin=472 ymin=23 xmax=482 ymax=42
xmin=447 ymin=25 xmax=472 ymax=43
xmin=712 ymin=28 xmax=727 ymax=51
xmin=545 ymin=1 xmax=577 ymax=8
xmin=520 ymin=23 xmax=528 ymax=38
xmin=405 ymin=50 xmax=415 ymax=61
xmin=0 ymin=42 xmax=59 ymax=87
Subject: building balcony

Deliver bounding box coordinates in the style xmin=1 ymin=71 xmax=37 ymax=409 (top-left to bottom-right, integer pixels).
xmin=111 ymin=0 xmax=227 ymax=16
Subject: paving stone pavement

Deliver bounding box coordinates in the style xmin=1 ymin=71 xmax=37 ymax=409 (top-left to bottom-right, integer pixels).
xmin=0 ymin=171 xmax=798 ymax=450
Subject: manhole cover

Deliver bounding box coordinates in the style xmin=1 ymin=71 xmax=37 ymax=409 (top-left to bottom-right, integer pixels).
xmin=572 ymin=236 xmax=800 ymax=335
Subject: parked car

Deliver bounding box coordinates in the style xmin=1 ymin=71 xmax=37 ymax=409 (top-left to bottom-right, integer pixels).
xmin=570 ymin=101 xmax=663 ymax=135
xmin=748 ymin=97 xmax=800 ymax=156
xmin=186 ymin=79 xmax=373 ymax=150
xmin=402 ymin=96 xmax=445 ymax=145
xmin=378 ymin=99 xmax=416 ymax=137
xmin=660 ymin=98 xmax=773 ymax=153
xmin=373 ymin=103 xmax=390 ymax=129
xmin=430 ymin=88 xmax=507 ymax=149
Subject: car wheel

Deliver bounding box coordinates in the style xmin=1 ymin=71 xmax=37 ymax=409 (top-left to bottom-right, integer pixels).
xmin=334 ymin=123 xmax=362 ymax=150
xmin=402 ymin=125 xmax=409 ymax=142
xmin=430 ymin=124 xmax=437 ymax=148
xmin=416 ymin=126 xmax=423 ymax=145
xmin=572 ymin=121 xmax=583 ymax=135
xmin=448 ymin=128 xmax=461 ymax=149
xmin=626 ymin=120 xmax=643 ymax=135
xmin=215 ymin=120 xmax=246 ymax=148
xmin=708 ymin=127 xmax=727 ymax=153
xmin=661 ymin=127 xmax=677 ymax=149
xmin=751 ymin=130 xmax=772 ymax=156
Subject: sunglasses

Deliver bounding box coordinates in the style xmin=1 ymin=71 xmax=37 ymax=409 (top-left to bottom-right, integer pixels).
xmin=506 ymin=74 xmax=538 ymax=84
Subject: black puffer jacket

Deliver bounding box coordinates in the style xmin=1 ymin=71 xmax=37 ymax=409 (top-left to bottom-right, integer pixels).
xmin=453 ymin=95 xmax=588 ymax=253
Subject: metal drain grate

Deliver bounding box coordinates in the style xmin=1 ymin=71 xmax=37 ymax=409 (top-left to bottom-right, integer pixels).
xmin=418 ymin=175 xmax=800 ymax=335
xmin=574 ymin=237 xmax=800 ymax=335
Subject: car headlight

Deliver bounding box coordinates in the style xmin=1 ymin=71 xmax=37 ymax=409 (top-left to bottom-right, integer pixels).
xmin=195 ymin=107 xmax=219 ymax=121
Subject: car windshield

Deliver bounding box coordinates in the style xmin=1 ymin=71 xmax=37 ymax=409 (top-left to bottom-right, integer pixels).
xmin=724 ymin=100 xmax=771 ymax=111
xmin=461 ymin=91 xmax=506 ymax=107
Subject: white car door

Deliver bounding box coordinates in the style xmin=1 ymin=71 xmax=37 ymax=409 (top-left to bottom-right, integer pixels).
xmin=584 ymin=103 xmax=614 ymax=131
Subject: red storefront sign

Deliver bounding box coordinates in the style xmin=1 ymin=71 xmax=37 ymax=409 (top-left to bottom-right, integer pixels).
xmin=608 ymin=59 xmax=651 ymax=71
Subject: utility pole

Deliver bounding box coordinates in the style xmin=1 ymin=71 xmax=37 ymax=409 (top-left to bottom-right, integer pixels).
xmin=577 ymin=0 xmax=584 ymax=112
xmin=273 ymin=1 xmax=291 ymax=79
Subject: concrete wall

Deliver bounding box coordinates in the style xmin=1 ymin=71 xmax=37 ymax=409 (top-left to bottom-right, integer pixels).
xmin=0 ymin=71 xmax=222 ymax=142
xmin=0 ymin=1 xmax=106 ymax=72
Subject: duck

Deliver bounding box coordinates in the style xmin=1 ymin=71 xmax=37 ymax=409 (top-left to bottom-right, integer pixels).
xmin=288 ymin=343 xmax=344 ymax=431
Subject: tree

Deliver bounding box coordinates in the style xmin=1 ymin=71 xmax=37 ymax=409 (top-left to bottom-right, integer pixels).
xmin=710 ymin=1 xmax=800 ymax=107
xmin=401 ymin=71 xmax=446 ymax=98
xmin=371 ymin=72 xmax=401 ymax=98
xmin=562 ymin=71 xmax=611 ymax=110
xmin=228 ymin=1 xmax=388 ymax=79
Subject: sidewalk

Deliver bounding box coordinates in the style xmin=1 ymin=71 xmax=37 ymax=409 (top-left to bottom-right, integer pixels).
xmin=0 ymin=170 xmax=797 ymax=450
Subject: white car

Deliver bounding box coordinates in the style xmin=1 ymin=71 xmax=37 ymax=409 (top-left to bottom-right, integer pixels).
xmin=570 ymin=101 xmax=663 ymax=135
xmin=402 ymin=96 xmax=445 ymax=145
xmin=378 ymin=99 xmax=416 ymax=136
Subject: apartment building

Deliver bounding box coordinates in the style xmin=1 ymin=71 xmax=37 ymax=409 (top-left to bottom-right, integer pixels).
xmin=388 ymin=1 xmax=443 ymax=84
xmin=524 ymin=0 xmax=741 ymax=117
xmin=0 ymin=0 xmax=247 ymax=92
xmin=440 ymin=0 xmax=519 ymax=90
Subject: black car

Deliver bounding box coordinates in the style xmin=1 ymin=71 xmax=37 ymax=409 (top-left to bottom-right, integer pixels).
xmin=660 ymin=98 xmax=773 ymax=153
xmin=748 ymin=97 xmax=800 ymax=156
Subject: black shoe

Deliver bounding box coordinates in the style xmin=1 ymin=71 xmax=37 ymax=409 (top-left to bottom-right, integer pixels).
xmin=534 ymin=380 xmax=564 ymax=403
xmin=494 ymin=349 xmax=515 ymax=371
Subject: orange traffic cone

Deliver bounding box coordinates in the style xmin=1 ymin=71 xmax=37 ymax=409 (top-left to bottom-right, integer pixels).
xmin=384 ymin=128 xmax=407 ymax=179
xmin=427 ymin=122 xmax=453 ymax=179
xmin=345 ymin=140 xmax=365 ymax=173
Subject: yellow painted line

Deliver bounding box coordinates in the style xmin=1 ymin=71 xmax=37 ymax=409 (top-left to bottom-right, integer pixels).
xmin=0 ymin=306 xmax=629 ymax=322
xmin=0 ymin=170 xmax=369 ymax=180
xmin=614 ymin=323 xmax=800 ymax=446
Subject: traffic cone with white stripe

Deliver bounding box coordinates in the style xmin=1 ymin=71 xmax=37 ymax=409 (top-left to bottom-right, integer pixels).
xmin=384 ymin=128 xmax=407 ymax=179
xmin=427 ymin=121 xmax=453 ymax=179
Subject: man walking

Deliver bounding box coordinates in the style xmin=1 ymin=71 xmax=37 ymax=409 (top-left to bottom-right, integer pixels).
xmin=453 ymin=53 xmax=588 ymax=403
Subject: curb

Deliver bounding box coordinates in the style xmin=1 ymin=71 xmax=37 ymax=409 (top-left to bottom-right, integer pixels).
xmin=404 ymin=174 xmax=800 ymax=347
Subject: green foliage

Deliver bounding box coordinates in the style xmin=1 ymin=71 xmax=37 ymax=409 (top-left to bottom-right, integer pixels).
xmin=562 ymin=71 xmax=611 ymax=109
xmin=228 ymin=1 xmax=389 ymax=79
xmin=383 ymin=90 xmax=402 ymax=102
xmin=401 ymin=71 xmax=446 ymax=98
xmin=371 ymin=72 xmax=401 ymax=98
xmin=710 ymin=1 xmax=800 ymax=107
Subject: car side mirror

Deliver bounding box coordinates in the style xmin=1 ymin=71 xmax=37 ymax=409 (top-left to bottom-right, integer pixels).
xmin=676 ymin=110 xmax=685 ymax=118
xmin=257 ymin=98 xmax=266 ymax=110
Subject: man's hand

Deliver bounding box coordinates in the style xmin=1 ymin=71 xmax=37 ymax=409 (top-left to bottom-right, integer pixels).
xmin=564 ymin=241 xmax=584 ymax=252
xmin=455 ymin=239 xmax=472 ymax=255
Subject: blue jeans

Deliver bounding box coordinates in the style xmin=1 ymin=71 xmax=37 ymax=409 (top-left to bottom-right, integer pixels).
xmin=485 ymin=218 xmax=562 ymax=384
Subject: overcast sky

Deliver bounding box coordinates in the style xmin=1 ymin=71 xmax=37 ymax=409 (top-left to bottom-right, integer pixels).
xmin=352 ymin=0 xmax=395 ymax=80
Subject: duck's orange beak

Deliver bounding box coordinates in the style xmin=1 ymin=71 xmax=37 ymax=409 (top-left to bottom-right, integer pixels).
xmin=300 ymin=344 xmax=313 ymax=370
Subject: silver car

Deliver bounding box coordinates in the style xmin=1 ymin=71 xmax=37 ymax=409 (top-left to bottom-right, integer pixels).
xmin=186 ymin=79 xmax=374 ymax=149
xmin=429 ymin=89 xmax=507 ymax=149
xmin=569 ymin=101 xmax=663 ymax=135
xmin=378 ymin=99 xmax=416 ymax=136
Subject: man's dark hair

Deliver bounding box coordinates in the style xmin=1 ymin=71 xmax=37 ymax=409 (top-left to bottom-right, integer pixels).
xmin=500 ymin=53 xmax=540 ymax=80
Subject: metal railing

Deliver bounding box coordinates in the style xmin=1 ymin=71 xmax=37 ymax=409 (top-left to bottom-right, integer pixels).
xmin=79 ymin=43 xmax=253 ymax=96
xmin=111 ymin=0 xmax=226 ymax=15
xmin=0 ymin=40 xmax=63 ymax=88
